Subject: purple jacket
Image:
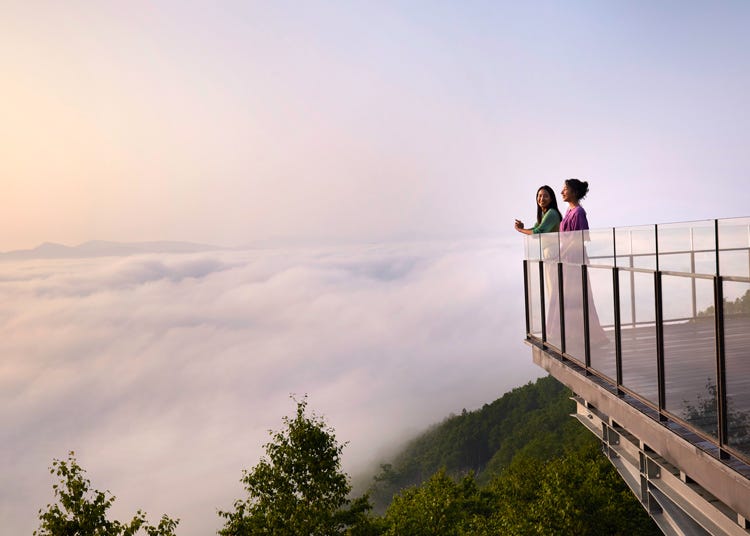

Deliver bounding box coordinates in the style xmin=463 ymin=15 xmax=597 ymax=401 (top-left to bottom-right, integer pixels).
xmin=560 ymin=205 xmax=589 ymax=232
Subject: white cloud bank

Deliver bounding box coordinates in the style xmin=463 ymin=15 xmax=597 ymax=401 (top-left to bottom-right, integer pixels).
xmin=0 ymin=239 xmax=542 ymax=535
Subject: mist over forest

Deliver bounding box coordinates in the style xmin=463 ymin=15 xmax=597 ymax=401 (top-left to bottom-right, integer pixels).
xmin=1 ymin=238 xmax=541 ymax=535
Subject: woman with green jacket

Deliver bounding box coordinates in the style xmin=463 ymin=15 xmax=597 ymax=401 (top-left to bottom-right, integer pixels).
xmin=514 ymin=185 xmax=562 ymax=235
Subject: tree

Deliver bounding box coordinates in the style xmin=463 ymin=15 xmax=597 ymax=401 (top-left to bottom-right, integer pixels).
xmin=218 ymin=397 xmax=374 ymax=535
xmin=684 ymin=379 xmax=750 ymax=453
xmin=383 ymin=469 xmax=495 ymax=536
xmin=35 ymin=451 xmax=178 ymax=536
xmin=489 ymin=440 xmax=659 ymax=536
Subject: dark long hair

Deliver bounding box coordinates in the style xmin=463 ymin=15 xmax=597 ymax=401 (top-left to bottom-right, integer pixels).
xmin=536 ymin=185 xmax=562 ymax=225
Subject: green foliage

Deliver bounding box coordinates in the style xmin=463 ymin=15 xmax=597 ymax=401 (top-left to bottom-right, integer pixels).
xmin=382 ymin=470 xmax=494 ymax=536
xmin=34 ymin=379 xmax=663 ymax=535
xmin=367 ymin=376 xmax=659 ymax=535
xmin=377 ymin=438 xmax=659 ymax=536
xmin=684 ymin=379 xmax=750 ymax=453
xmin=369 ymin=376 xmax=574 ymax=509
xmin=218 ymin=396 xmax=375 ymax=536
xmin=725 ymin=288 xmax=750 ymax=314
xmin=34 ymin=451 xmax=178 ymax=536
xmin=699 ymin=288 xmax=750 ymax=317
xmin=489 ymin=439 xmax=660 ymax=535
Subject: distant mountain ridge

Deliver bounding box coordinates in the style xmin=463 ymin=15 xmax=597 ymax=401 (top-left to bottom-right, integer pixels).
xmin=0 ymin=240 xmax=223 ymax=260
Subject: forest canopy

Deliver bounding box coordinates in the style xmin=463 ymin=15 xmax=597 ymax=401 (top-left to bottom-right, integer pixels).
xmin=36 ymin=377 xmax=658 ymax=535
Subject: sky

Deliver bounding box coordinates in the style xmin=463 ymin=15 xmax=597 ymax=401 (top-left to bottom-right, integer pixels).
xmin=3 ymin=1 xmax=750 ymax=534
xmin=3 ymin=1 xmax=750 ymax=252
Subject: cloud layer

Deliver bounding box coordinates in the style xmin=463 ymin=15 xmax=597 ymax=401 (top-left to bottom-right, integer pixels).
xmin=0 ymin=239 xmax=540 ymax=534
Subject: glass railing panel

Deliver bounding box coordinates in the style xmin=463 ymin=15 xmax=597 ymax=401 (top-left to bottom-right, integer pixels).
xmin=718 ymin=217 xmax=750 ymax=279
xmin=615 ymin=225 xmax=656 ymax=271
xmin=525 ymin=234 xmax=542 ymax=262
xmin=560 ymin=229 xmax=585 ymax=265
xmin=658 ymin=252 xmax=693 ymax=274
xmin=661 ymin=273 xmax=714 ymax=322
xmin=718 ymin=217 xmax=750 ymax=248
xmin=539 ymin=232 xmax=562 ymax=348
xmin=722 ymin=280 xmax=750 ymax=459
xmin=588 ymin=266 xmax=616 ymax=380
xmin=631 ymin=256 xmax=657 ymax=270
xmin=693 ymin=221 xmax=719 ymax=251
xmin=586 ymin=228 xmax=615 ymax=267
xmin=617 ymin=269 xmax=656 ymax=328
xmin=661 ymin=274 xmax=692 ymax=321
xmin=657 ymin=223 xmax=692 ymax=274
xmin=540 ymin=232 xmax=560 ymax=263
xmin=544 ymin=260 xmax=562 ymax=349
xmin=563 ymin=264 xmax=585 ymax=360
xmin=693 ymin=222 xmax=719 ymax=276
xmin=718 ymin=249 xmax=749 ymax=280
xmin=694 ymin=251 xmax=718 ymax=275
xmin=619 ymin=270 xmax=658 ymax=405
xmin=658 ymin=220 xmax=716 ymax=275
xmin=527 ymin=261 xmax=543 ymax=339
xmin=662 ymin=275 xmax=717 ymax=438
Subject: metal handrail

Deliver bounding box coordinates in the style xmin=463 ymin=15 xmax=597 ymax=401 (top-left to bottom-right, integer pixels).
xmin=522 ymin=217 xmax=750 ymax=465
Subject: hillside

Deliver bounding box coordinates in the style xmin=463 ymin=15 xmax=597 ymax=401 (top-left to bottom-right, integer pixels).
xmin=365 ymin=375 xmax=660 ymax=534
xmin=368 ymin=375 xmax=580 ymax=507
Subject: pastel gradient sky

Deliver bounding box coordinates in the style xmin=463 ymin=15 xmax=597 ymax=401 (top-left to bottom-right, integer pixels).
xmin=3 ymin=1 xmax=749 ymax=252
xmin=3 ymin=3 xmax=750 ymax=534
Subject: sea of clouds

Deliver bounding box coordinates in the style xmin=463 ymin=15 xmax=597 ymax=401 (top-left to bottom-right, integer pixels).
xmin=0 ymin=238 xmax=542 ymax=535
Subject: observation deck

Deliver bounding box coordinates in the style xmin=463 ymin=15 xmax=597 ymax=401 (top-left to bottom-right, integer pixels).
xmin=523 ymin=217 xmax=750 ymax=535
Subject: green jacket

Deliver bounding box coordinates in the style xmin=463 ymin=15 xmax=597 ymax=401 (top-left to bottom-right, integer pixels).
xmin=532 ymin=209 xmax=561 ymax=233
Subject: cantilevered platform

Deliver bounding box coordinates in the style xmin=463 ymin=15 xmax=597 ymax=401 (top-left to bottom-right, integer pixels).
xmin=523 ymin=218 xmax=750 ymax=535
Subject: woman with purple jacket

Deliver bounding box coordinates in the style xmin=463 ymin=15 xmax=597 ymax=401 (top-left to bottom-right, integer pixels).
xmin=560 ymin=178 xmax=590 ymax=231
xmin=557 ymin=178 xmax=609 ymax=353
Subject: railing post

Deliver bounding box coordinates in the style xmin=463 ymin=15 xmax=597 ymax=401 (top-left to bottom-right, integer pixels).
xmin=629 ymin=230 xmax=636 ymax=328
xmin=539 ymin=261 xmax=546 ymax=343
xmin=613 ymin=227 xmax=617 ymax=269
xmin=582 ymin=264 xmax=591 ymax=370
xmin=714 ymin=218 xmax=730 ymax=459
xmin=714 ymin=274 xmax=729 ymax=458
xmin=654 ymin=224 xmax=667 ymax=420
xmin=655 ymin=270 xmax=666 ymax=421
xmin=690 ymin=227 xmax=697 ymax=319
xmin=558 ymin=262 xmax=566 ymax=354
xmin=715 ymin=219 xmax=720 ymax=276
xmin=613 ymin=266 xmax=623 ymax=393
xmin=629 ymin=257 xmax=636 ymax=328
xmin=523 ymin=260 xmax=530 ymax=337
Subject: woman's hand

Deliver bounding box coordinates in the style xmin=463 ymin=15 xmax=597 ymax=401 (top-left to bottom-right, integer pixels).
xmin=515 ymin=219 xmax=532 ymax=235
